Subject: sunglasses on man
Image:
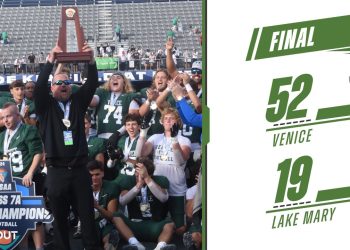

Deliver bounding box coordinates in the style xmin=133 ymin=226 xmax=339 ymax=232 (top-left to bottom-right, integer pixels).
xmin=191 ymin=68 xmax=202 ymax=75
xmin=53 ymin=80 xmax=72 ymax=86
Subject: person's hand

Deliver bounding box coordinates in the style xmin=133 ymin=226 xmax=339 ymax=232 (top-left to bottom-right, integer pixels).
xmin=136 ymin=162 xmax=150 ymax=180
xmin=195 ymin=174 xmax=199 ymax=184
xmin=165 ymin=37 xmax=174 ymax=51
xmin=107 ymin=144 xmax=124 ymax=161
xmin=136 ymin=171 xmax=145 ymax=189
xmin=22 ymin=105 xmax=30 ymax=120
xmin=146 ymin=88 xmax=159 ymax=101
xmin=167 ymin=78 xmax=178 ymax=90
xmin=82 ymin=41 xmax=93 ymax=53
xmin=140 ymin=115 xmax=151 ymax=138
xmin=193 ymin=149 xmax=201 ymax=162
xmin=179 ymin=73 xmax=191 ymax=85
xmin=22 ymin=172 xmax=33 ymax=187
xmin=48 ymin=43 xmax=63 ymax=64
xmin=106 ymin=143 xmax=116 ymax=160
xmin=171 ymin=123 xmax=179 ymax=138
xmin=172 ymin=84 xmax=185 ymax=101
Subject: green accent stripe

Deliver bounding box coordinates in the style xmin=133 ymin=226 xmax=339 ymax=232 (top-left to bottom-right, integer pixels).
xmin=316 ymin=105 xmax=350 ymax=120
xmin=330 ymin=46 xmax=350 ymax=52
xmin=252 ymin=15 xmax=350 ymax=60
xmin=266 ymin=116 xmax=350 ymax=132
xmin=316 ymin=187 xmax=350 ymax=202
xmin=266 ymin=198 xmax=350 ymax=213
xmin=201 ymin=105 xmax=210 ymax=146
xmin=201 ymin=0 xmax=207 ymax=249
xmin=246 ymin=28 xmax=260 ymax=61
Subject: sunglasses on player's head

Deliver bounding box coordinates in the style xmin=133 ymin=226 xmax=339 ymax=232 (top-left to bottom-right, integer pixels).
xmin=191 ymin=68 xmax=202 ymax=75
xmin=53 ymin=80 xmax=72 ymax=86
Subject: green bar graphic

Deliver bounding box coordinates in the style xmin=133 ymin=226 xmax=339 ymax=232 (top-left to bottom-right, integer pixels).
xmin=247 ymin=15 xmax=350 ymax=60
xmin=316 ymin=187 xmax=350 ymax=202
xmin=246 ymin=28 xmax=260 ymax=61
xmin=201 ymin=1 xmax=207 ymax=248
xmin=316 ymin=105 xmax=350 ymax=120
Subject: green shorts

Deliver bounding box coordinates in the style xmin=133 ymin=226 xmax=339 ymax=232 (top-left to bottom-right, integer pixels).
xmin=95 ymin=220 xmax=115 ymax=239
xmin=167 ymin=196 xmax=186 ymax=228
xmin=113 ymin=211 xmax=172 ymax=242
xmin=188 ymin=223 xmax=202 ymax=233
xmin=101 ymin=223 xmax=114 ymax=238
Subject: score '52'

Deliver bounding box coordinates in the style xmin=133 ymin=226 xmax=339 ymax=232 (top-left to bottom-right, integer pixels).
xmin=266 ymin=74 xmax=313 ymax=123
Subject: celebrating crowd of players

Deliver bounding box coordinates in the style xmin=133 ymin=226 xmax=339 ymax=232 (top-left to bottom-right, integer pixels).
xmin=0 ymin=37 xmax=203 ymax=250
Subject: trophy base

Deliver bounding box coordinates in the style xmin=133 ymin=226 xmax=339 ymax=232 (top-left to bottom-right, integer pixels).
xmin=56 ymin=52 xmax=92 ymax=63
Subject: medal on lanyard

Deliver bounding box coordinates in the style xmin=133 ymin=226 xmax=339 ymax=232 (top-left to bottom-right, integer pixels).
xmin=62 ymin=119 xmax=71 ymax=129
xmin=108 ymin=92 xmax=118 ymax=112
xmin=93 ymin=191 xmax=100 ymax=219
xmin=108 ymin=105 xmax=116 ymax=113
xmin=59 ymin=101 xmax=73 ymax=146
xmin=19 ymin=100 xmax=26 ymax=117
xmin=140 ymin=187 xmax=150 ymax=212
xmin=160 ymin=154 xmax=168 ymax=161
xmin=150 ymin=101 xmax=157 ymax=110
xmin=160 ymin=137 xmax=171 ymax=161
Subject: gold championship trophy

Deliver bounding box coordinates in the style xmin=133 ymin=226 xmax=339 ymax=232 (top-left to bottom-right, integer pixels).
xmin=56 ymin=7 xmax=92 ymax=62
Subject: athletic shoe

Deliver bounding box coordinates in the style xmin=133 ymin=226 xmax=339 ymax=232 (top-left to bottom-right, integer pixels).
xmin=73 ymin=220 xmax=82 ymax=239
xmin=122 ymin=242 xmax=146 ymax=250
xmin=183 ymin=231 xmax=195 ymax=249
xmin=159 ymin=243 xmax=177 ymax=250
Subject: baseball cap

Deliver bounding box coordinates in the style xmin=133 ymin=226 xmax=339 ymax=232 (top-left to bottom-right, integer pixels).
xmin=192 ymin=61 xmax=202 ymax=70
xmin=112 ymin=72 xmax=124 ymax=77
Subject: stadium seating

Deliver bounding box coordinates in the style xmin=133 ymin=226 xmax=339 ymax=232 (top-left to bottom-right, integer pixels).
xmin=112 ymin=1 xmax=202 ymax=53
xmin=0 ymin=0 xmax=201 ymax=65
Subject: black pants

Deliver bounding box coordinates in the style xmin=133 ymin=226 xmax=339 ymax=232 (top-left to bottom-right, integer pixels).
xmin=116 ymin=32 xmax=121 ymax=42
xmin=46 ymin=166 xmax=101 ymax=250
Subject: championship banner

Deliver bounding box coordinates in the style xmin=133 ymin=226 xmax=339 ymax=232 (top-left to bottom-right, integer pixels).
xmin=208 ymin=1 xmax=350 ymax=249
xmin=0 ymin=161 xmax=52 ymax=250
xmin=96 ymin=57 xmax=118 ymax=70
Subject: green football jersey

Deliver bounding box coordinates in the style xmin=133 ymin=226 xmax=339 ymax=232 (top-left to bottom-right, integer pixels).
xmin=95 ymin=88 xmax=138 ymax=136
xmin=87 ymin=107 xmax=98 ymax=134
xmin=87 ymin=136 xmax=106 ymax=161
xmin=115 ymin=135 xmax=140 ymax=176
xmin=95 ymin=180 xmax=119 ymax=221
xmin=71 ymin=84 xmax=98 ymax=133
xmin=118 ymin=175 xmax=169 ymax=221
xmin=95 ymin=180 xmax=120 ymax=233
xmin=0 ymin=97 xmax=36 ymax=119
xmin=180 ymin=124 xmax=202 ymax=145
xmin=0 ymin=91 xmax=12 ymax=98
xmin=0 ymin=124 xmax=43 ymax=177
xmin=98 ymin=180 xmax=119 ymax=208
xmin=179 ymin=100 xmax=202 ymax=145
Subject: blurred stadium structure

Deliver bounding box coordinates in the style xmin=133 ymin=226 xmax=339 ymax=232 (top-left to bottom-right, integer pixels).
xmin=0 ymin=0 xmax=202 ymax=66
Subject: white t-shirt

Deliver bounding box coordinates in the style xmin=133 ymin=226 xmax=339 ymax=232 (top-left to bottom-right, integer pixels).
xmin=186 ymin=185 xmax=197 ymax=200
xmin=147 ymin=134 xmax=191 ymax=196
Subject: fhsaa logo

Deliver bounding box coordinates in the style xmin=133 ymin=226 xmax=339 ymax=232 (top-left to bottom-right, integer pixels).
xmin=0 ymin=161 xmax=53 ymax=250
xmin=65 ymin=8 xmax=76 ymax=18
